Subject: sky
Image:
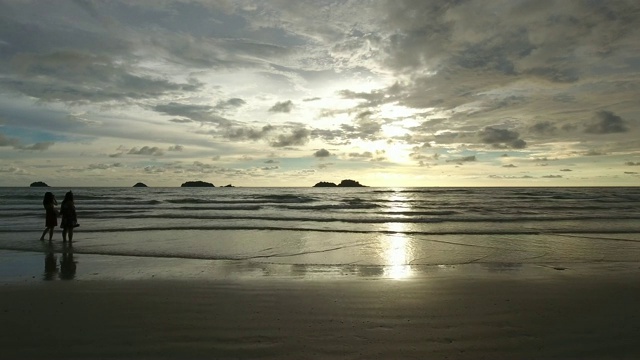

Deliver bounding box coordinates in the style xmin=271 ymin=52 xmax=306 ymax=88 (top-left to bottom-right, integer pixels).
xmin=1 ymin=0 xmax=639 ymax=187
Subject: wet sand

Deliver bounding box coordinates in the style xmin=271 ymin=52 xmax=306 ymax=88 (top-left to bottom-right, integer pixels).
xmin=1 ymin=252 xmax=639 ymax=359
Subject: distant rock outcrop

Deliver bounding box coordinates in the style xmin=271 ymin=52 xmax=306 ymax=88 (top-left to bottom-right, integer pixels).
xmin=224 ymin=184 xmax=235 ymax=187
xmin=30 ymin=181 xmax=49 ymax=187
xmin=313 ymin=179 xmax=366 ymax=187
xmin=133 ymin=182 xmax=148 ymax=187
xmin=181 ymin=181 xmax=215 ymax=187
xmin=338 ymin=179 xmax=365 ymax=187
xmin=313 ymin=181 xmax=338 ymax=187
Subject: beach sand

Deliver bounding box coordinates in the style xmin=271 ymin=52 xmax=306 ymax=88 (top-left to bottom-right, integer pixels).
xmin=1 ymin=252 xmax=639 ymax=359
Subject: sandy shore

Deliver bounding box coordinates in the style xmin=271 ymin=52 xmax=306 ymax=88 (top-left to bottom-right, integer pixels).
xmin=1 ymin=252 xmax=639 ymax=359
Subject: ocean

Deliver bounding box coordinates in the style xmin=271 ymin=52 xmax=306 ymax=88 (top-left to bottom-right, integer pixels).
xmin=1 ymin=187 xmax=640 ymax=279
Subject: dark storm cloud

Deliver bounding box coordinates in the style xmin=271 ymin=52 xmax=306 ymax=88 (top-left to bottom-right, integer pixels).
xmin=584 ymin=110 xmax=629 ymax=134
xmin=270 ymin=128 xmax=310 ymax=147
xmin=269 ymin=100 xmax=294 ymax=113
xmin=313 ymin=148 xmax=331 ymax=158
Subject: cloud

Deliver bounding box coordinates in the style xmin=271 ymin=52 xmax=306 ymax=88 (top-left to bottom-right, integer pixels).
xmin=584 ymin=110 xmax=629 ymax=134
xmin=625 ymin=162 xmax=640 ymax=166
xmin=270 ymin=128 xmax=310 ymax=147
xmin=529 ymin=121 xmax=557 ymax=134
xmin=478 ymin=127 xmax=527 ymax=149
xmin=446 ymin=155 xmax=476 ymax=163
xmin=338 ymin=111 xmax=383 ymax=140
xmin=0 ymin=166 xmax=29 ymax=175
xmin=17 ymin=142 xmax=55 ymax=151
xmin=224 ymin=125 xmax=274 ymax=141
xmin=269 ymin=100 xmax=294 ymax=113
xmin=143 ymin=165 xmax=165 ymax=173
xmin=348 ymin=151 xmax=373 ymax=158
xmin=0 ymin=133 xmax=21 ymax=147
xmin=87 ymin=163 xmax=123 ymax=170
xmin=313 ymin=148 xmax=331 ymax=157
xmin=0 ymin=133 xmax=53 ymax=151
xmin=128 ymin=146 xmax=164 ymax=156
xmin=167 ymin=145 xmax=184 ymax=152
xmin=214 ymin=98 xmax=246 ymax=112
xmin=5 ymin=51 xmax=202 ymax=104
xmin=153 ymin=102 xmax=234 ymax=126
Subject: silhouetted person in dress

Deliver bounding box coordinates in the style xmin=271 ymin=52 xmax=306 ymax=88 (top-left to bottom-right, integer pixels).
xmin=60 ymin=191 xmax=78 ymax=243
xmin=39 ymin=192 xmax=58 ymax=242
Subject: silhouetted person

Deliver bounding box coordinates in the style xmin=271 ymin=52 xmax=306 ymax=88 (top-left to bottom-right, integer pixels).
xmin=60 ymin=191 xmax=78 ymax=243
xmin=39 ymin=192 xmax=58 ymax=242
xmin=60 ymin=245 xmax=77 ymax=280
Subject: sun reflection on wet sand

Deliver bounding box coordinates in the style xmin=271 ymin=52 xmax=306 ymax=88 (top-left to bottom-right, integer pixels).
xmin=382 ymin=193 xmax=414 ymax=279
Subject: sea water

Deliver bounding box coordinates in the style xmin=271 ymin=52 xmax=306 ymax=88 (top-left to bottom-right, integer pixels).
xmin=1 ymin=187 xmax=639 ymax=278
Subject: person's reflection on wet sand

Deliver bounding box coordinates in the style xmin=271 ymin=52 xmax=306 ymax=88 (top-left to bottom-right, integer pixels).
xmin=59 ymin=244 xmax=77 ymax=280
xmin=44 ymin=245 xmax=58 ymax=281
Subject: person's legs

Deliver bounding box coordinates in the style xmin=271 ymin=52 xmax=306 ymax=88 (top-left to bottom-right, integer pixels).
xmin=62 ymin=228 xmax=67 ymax=242
xmin=68 ymin=228 xmax=73 ymax=242
xmin=48 ymin=227 xmax=54 ymax=241
xmin=39 ymin=228 xmax=48 ymax=241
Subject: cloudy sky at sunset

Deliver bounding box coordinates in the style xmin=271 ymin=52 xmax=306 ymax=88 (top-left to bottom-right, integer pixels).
xmin=1 ymin=0 xmax=639 ymax=187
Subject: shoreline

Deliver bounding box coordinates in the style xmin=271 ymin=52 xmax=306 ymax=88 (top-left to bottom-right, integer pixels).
xmin=2 ymin=249 xmax=640 ymax=283
xmin=2 ymin=250 xmax=640 ymax=358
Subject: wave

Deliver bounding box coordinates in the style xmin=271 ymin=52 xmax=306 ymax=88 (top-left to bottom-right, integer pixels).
xmin=253 ymin=194 xmax=317 ymax=203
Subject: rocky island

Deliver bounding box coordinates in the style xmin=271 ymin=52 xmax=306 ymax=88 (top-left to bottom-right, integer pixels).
xmin=181 ymin=181 xmax=215 ymax=187
xmin=30 ymin=181 xmax=49 ymax=187
xmin=313 ymin=179 xmax=366 ymax=187
xmin=133 ymin=182 xmax=148 ymax=187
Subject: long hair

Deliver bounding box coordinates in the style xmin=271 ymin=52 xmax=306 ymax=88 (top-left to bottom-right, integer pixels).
xmin=62 ymin=191 xmax=74 ymax=205
xmin=43 ymin=192 xmax=57 ymax=206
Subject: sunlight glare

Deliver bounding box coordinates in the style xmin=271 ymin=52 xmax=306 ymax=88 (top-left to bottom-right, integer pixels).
xmin=383 ymin=193 xmax=414 ymax=279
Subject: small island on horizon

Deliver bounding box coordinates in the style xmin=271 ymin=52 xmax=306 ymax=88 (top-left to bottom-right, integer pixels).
xmin=181 ymin=181 xmax=215 ymax=187
xmin=30 ymin=181 xmax=50 ymax=187
xmin=133 ymin=182 xmax=148 ymax=187
xmin=313 ymin=179 xmax=366 ymax=187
